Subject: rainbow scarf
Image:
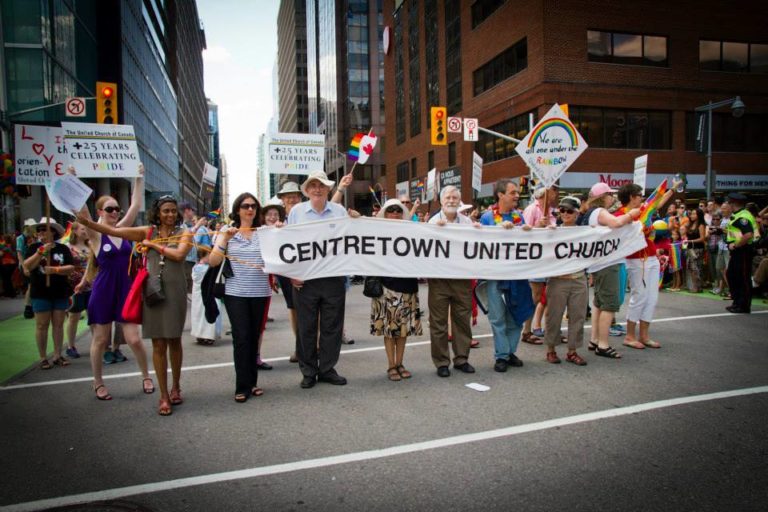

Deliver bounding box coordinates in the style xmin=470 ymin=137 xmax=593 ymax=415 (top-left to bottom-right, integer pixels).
xmin=59 ymin=222 xmax=73 ymax=245
xmin=669 ymin=242 xmax=683 ymax=271
xmin=347 ymin=133 xmax=364 ymax=161
xmin=638 ymin=179 xmax=668 ymax=227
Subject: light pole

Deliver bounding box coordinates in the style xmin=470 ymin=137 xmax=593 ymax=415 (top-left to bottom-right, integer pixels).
xmin=332 ymin=149 xmax=348 ymax=207
xmin=695 ymin=96 xmax=745 ymax=199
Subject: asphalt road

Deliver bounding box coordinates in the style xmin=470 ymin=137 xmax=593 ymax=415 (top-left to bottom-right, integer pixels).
xmin=1 ymin=285 xmax=767 ymax=512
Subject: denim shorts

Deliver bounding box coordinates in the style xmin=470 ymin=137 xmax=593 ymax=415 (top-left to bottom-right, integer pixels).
xmin=31 ymin=297 xmax=70 ymax=313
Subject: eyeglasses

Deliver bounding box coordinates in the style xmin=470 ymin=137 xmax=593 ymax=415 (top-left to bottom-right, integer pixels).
xmin=103 ymin=206 xmax=121 ymax=214
xmin=36 ymin=226 xmax=49 ymax=233
xmin=240 ymin=203 xmax=258 ymax=210
xmin=385 ymin=207 xmax=402 ymax=214
xmin=559 ymin=207 xmax=577 ymax=214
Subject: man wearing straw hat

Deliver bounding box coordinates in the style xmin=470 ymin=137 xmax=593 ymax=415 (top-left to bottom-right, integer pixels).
xmin=286 ymin=170 xmax=349 ymax=388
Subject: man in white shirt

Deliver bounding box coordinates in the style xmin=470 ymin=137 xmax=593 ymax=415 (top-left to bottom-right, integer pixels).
xmin=428 ymin=186 xmax=476 ymax=377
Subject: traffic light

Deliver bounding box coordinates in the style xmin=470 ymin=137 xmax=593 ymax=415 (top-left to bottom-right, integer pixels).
xmin=96 ymin=81 xmax=118 ymax=124
xmin=430 ymin=106 xmax=447 ymax=146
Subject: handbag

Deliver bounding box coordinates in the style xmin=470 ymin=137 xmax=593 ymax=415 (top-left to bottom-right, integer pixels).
xmin=212 ymin=256 xmax=227 ymax=299
xmin=363 ymin=276 xmax=383 ymax=298
xmin=122 ymin=255 xmax=149 ymax=324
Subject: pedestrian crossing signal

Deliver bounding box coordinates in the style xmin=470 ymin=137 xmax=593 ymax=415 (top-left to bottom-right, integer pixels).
xmin=431 ymin=106 xmax=447 ymax=146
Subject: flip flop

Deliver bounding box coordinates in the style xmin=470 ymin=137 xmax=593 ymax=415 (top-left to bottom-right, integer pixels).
xmin=622 ymin=339 xmax=646 ymax=350
xmin=251 ymin=387 xmax=264 ymax=397
xmin=641 ymin=339 xmax=661 ymax=348
xmin=142 ymin=378 xmax=155 ymax=394
xmin=94 ymin=384 xmax=112 ymax=401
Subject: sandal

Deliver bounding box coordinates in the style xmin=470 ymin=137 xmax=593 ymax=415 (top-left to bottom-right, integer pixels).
xmin=470 ymin=339 xmax=480 ymax=348
xmin=387 ymin=367 xmax=402 ymax=381
xmin=39 ymin=359 xmax=52 ymax=370
xmin=142 ymin=378 xmax=155 ymax=394
xmin=94 ymin=384 xmax=112 ymax=401
xmin=641 ymin=339 xmax=661 ymax=349
xmin=396 ymin=365 xmax=412 ymax=379
xmin=566 ymin=352 xmax=587 ymax=366
xmin=52 ymin=357 xmax=70 ymax=367
xmin=251 ymin=387 xmax=264 ymax=397
xmin=521 ymin=332 xmax=543 ymax=345
xmin=158 ymin=398 xmax=172 ymax=416
xmin=588 ymin=341 xmax=598 ymax=351
xmin=170 ymin=387 xmax=183 ymax=405
xmin=622 ymin=339 xmax=645 ymax=350
xmin=234 ymin=393 xmax=248 ymax=403
xmin=594 ymin=346 xmax=622 ymax=359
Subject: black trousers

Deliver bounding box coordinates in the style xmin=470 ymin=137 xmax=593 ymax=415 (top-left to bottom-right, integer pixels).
xmin=223 ymin=295 xmax=269 ymax=395
xmin=293 ymin=276 xmax=346 ymax=378
xmin=727 ymin=246 xmax=754 ymax=312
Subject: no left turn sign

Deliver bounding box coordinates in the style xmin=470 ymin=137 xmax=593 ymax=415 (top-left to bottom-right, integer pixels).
xmin=447 ymin=116 xmax=463 ymax=133
xmin=65 ymin=97 xmax=86 ymax=117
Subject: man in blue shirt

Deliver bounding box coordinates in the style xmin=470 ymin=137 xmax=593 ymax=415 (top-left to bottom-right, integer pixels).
xmin=287 ymin=171 xmax=349 ymax=388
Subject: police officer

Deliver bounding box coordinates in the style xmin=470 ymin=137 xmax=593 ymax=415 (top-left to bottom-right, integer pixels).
xmin=725 ymin=193 xmax=758 ymax=314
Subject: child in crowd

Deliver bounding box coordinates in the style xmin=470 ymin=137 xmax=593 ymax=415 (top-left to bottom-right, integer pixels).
xmin=669 ymin=228 xmax=684 ymax=291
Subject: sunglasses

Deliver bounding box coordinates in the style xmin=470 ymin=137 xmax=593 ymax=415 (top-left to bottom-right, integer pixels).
xmin=240 ymin=203 xmax=258 ymax=210
xmin=559 ymin=207 xmax=577 ymax=214
xmin=385 ymin=207 xmax=402 ymax=214
xmin=102 ymin=206 xmax=121 ymax=214
xmin=36 ymin=226 xmax=49 ymax=232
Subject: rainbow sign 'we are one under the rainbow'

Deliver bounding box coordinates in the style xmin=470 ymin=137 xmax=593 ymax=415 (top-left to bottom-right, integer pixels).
xmin=515 ymin=103 xmax=588 ymax=189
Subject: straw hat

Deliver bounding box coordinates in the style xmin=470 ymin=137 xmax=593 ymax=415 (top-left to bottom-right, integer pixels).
xmin=35 ymin=217 xmax=64 ymax=234
xmin=276 ymin=181 xmax=301 ymax=197
xmin=376 ymin=199 xmax=409 ymax=220
xmin=300 ymin=171 xmax=335 ymax=197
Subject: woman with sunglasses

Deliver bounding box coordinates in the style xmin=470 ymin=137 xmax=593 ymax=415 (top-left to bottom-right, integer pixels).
xmin=78 ymin=195 xmax=204 ymax=415
xmin=73 ymin=166 xmax=154 ymax=401
xmin=370 ymin=199 xmax=422 ymax=381
xmin=23 ymin=218 xmax=75 ymax=369
xmin=208 ymin=193 xmax=272 ymax=403
xmin=543 ymin=197 xmax=589 ymax=366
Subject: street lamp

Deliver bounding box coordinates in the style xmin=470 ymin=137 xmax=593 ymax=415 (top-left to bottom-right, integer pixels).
xmin=695 ymin=96 xmax=746 ymax=199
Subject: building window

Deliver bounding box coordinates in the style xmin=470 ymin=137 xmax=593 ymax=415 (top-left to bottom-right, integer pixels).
xmin=444 ymin=0 xmax=462 ymax=113
xmin=476 ymin=111 xmax=535 ymax=163
xmin=699 ymin=40 xmax=768 ymax=73
xmin=408 ymin=0 xmax=421 ymax=136
xmin=570 ymin=106 xmax=672 ymax=150
xmin=685 ymin=112 xmax=768 ymax=152
xmin=448 ymin=142 xmax=456 ymax=166
xmin=428 ymin=150 xmax=434 ymax=171
xmin=411 ymin=157 xmax=418 ymax=178
xmin=397 ymin=161 xmax=409 ymax=182
xmin=473 ymin=38 xmax=527 ymax=96
xmin=471 ymin=0 xmax=507 ymax=29
xmin=394 ymin=13 xmax=406 ymax=144
xmin=424 ymin=0 xmax=439 ymax=128
xmin=587 ymin=30 xmax=668 ymax=67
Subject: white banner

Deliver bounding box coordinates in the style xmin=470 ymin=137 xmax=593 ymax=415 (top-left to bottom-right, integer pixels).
xmin=268 ymin=132 xmax=325 ymax=175
xmin=14 ymin=125 xmax=65 ymax=185
xmin=257 ymin=218 xmax=647 ymax=280
xmin=62 ymin=122 xmax=141 ymax=178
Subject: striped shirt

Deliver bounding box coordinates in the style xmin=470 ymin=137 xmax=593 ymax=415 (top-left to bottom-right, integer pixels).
xmin=224 ymin=231 xmax=271 ymax=298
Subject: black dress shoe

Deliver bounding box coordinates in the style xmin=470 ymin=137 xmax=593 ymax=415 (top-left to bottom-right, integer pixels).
xmin=507 ymin=354 xmax=524 ymax=367
xmin=257 ymin=361 xmax=273 ymax=370
xmin=318 ymin=371 xmax=347 ymax=385
xmin=726 ymin=306 xmax=750 ymax=314
xmin=454 ymin=362 xmax=476 ymax=373
xmin=300 ymin=376 xmax=316 ymax=388
xmin=436 ymin=366 xmax=450 ymax=377
xmin=494 ymin=359 xmax=508 ymax=373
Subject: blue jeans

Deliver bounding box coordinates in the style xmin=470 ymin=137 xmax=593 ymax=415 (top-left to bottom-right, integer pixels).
xmin=486 ymin=281 xmax=523 ymax=360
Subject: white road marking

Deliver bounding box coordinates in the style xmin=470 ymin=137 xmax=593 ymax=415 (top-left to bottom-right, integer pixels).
xmin=4 ymin=384 xmax=767 ymax=512
xmin=2 ymin=310 xmax=765 ymax=391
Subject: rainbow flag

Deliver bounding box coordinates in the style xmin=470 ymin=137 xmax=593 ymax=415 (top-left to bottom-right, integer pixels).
xmin=638 ymin=179 xmax=668 ymax=227
xmin=206 ymin=208 xmax=221 ymax=218
xmin=348 ymin=133 xmax=364 ymax=161
xmin=669 ymin=242 xmax=683 ymax=272
xmin=59 ymin=222 xmax=72 ymax=244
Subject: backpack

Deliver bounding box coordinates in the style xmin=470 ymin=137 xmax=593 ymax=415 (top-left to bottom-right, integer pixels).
xmin=578 ymin=207 xmax=598 ymax=227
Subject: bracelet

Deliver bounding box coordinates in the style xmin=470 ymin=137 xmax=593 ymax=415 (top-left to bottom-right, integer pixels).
xmin=37 ymin=246 xmax=46 ymax=255
xmin=216 ymin=245 xmax=227 ymax=252
xmin=160 ymin=246 xmax=166 ymax=256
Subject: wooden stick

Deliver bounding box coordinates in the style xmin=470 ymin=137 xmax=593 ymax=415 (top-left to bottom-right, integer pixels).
xmin=45 ymin=195 xmax=51 ymax=287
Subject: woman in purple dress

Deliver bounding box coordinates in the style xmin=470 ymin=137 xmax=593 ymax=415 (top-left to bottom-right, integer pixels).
xmin=76 ymin=166 xmax=152 ymax=401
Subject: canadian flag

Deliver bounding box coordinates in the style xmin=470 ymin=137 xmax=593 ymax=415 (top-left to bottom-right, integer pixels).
xmin=357 ymin=132 xmax=377 ymax=165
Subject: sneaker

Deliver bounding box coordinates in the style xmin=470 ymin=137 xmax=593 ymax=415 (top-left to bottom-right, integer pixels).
xmin=710 ymin=287 xmax=721 ymax=295
xmin=341 ymin=335 xmax=355 ymax=345
xmin=23 ymin=305 xmax=34 ymax=319
xmin=494 ymin=359 xmax=508 ymax=372
xmin=103 ymin=351 xmax=116 ymax=365
xmin=65 ymin=347 xmax=80 ymax=359
xmin=506 ymin=354 xmax=524 ymax=367
xmin=609 ymin=325 xmax=624 ymax=337
xmin=532 ymin=328 xmax=545 ymax=337
xmin=113 ymin=349 xmax=127 ymax=363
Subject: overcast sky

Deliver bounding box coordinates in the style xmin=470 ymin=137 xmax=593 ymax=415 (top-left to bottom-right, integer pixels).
xmin=198 ymin=0 xmax=280 ymax=202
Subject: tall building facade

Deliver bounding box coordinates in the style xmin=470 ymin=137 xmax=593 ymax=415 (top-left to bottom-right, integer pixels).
xmin=383 ymin=0 xmax=768 ymax=204
xmin=167 ymin=0 xmax=208 ymax=210
xmin=207 ymin=99 xmax=222 ymax=210
xmin=306 ymin=0 xmax=386 ymax=212
xmin=277 ymin=0 xmax=309 ymax=134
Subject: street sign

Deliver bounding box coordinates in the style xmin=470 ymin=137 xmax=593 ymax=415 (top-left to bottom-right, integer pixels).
xmin=463 ymin=118 xmax=478 ymax=141
xmin=472 ymin=152 xmax=483 ymax=192
xmin=65 ymin=97 xmax=86 ymax=117
xmin=447 ymin=117 xmax=463 ymax=133
xmin=514 ymin=103 xmax=588 ymax=189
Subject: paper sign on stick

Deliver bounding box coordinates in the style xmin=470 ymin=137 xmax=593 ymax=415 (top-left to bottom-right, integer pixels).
xmin=515 ymin=104 xmax=588 ymax=189
xmin=426 ymin=168 xmax=436 ymax=201
xmin=633 ymin=154 xmax=648 ymax=191
xmin=62 ymin=122 xmax=141 ymax=178
xmin=14 ymin=125 xmax=65 ymax=186
xmin=201 ymin=163 xmax=218 ymax=201
xmin=45 ymin=173 xmax=93 ymax=214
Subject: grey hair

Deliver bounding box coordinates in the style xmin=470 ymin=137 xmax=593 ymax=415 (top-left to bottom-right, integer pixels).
xmin=440 ymin=185 xmax=460 ymax=202
xmin=533 ymin=186 xmax=547 ymax=199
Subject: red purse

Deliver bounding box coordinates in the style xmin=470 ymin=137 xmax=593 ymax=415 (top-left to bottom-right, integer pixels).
xmin=120 ymin=228 xmax=152 ymax=324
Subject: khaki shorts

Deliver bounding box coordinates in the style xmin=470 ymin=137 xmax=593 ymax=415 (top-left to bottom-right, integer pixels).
xmin=592 ymin=264 xmax=621 ymax=313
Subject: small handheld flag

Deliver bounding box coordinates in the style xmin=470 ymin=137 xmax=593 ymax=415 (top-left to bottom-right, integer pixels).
xmin=348 ymin=131 xmax=378 ymax=165
xmin=206 ymin=208 xmax=221 ymax=219
xmin=638 ymin=179 xmax=668 ymax=227
xmin=60 ymin=222 xmax=73 ymax=245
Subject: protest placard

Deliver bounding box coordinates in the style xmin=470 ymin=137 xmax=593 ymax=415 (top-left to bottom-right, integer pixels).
xmin=633 ymin=154 xmax=648 ymax=191
xmin=14 ymin=125 xmax=65 ymax=186
xmin=201 ymin=163 xmax=218 ymax=201
xmin=62 ymin=122 xmax=141 ymax=178
xmin=268 ymin=133 xmax=325 ymax=175
xmin=45 ymin=173 xmax=93 ymax=214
